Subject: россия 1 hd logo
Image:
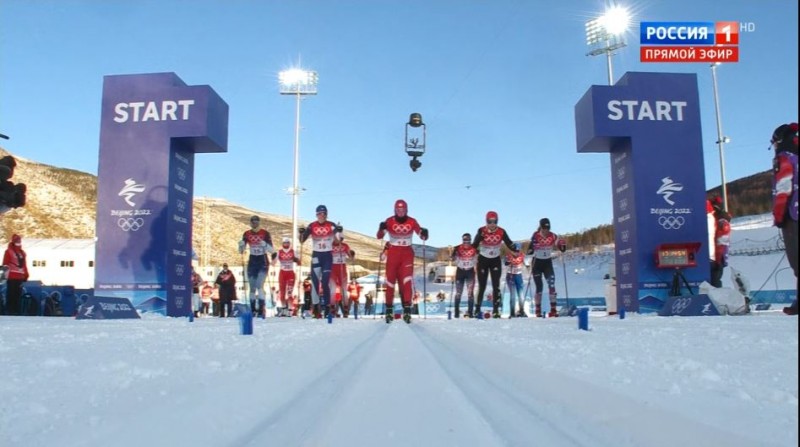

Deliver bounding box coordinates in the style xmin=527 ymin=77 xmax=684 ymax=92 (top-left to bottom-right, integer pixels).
xmin=640 ymin=21 xmax=752 ymax=63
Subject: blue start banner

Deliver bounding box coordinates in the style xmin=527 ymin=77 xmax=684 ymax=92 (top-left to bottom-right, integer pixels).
xmin=658 ymin=294 xmax=721 ymax=317
xmin=575 ymin=72 xmax=709 ymax=313
xmin=76 ymin=296 xmax=141 ymax=320
xmin=95 ymin=73 xmax=228 ymax=317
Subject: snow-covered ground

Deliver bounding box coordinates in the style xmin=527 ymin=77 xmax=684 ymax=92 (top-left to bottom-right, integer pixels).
xmin=0 ymin=215 xmax=796 ymax=447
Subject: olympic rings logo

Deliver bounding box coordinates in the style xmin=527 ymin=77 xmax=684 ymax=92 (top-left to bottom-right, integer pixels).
xmin=312 ymin=225 xmax=330 ymax=236
xmin=483 ymin=233 xmax=502 ymax=244
xmin=671 ymin=297 xmax=693 ymax=314
xmin=426 ymin=303 xmax=440 ymax=312
xmin=392 ymin=223 xmax=413 ymax=233
xmin=117 ymin=217 xmax=144 ymax=232
xmin=175 ymin=264 xmax=185 ymax=276
xmin=658 ymin=216 xmax=685 ymax=230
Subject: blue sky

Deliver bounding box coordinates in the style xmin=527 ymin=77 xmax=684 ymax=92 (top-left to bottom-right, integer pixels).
xmin=1 ymin=0 xmax=797 ymax=247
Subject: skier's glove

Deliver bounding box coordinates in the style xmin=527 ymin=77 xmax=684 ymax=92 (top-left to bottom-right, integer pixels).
xmin=557 ymin=240 xmax=567 ymax=253
xmin=238 ymin=240 xmax=246 ymax=254
xmin=271 ymin=253 xmax=277 ymax=261
xmin=298 ymin=227 xmax=306 ymax=238
xmin=335 ymin=224 xmax=343 ymax=233
xmin=349 ymin=250 xmax=355 ymax=258
xmin=378 ymin=221 xmax=387 ymax=232
xmin=420 ymin=228 xmax=429 ymax=240
xmin=526 ymin=247 xmax=534 ymax=256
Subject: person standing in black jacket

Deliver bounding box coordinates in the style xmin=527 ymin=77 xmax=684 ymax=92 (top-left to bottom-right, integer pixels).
xmin=214 ymin=264 xmax=236 ymax=317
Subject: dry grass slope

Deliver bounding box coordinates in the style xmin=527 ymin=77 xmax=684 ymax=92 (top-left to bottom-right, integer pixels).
xmin=0 ymin=148 xmax=388 ymax=268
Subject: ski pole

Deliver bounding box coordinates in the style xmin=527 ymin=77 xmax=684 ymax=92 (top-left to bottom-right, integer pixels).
xmin=449 ymin=274 xmax=455 ymax=319
xmin=240 ymin=247 xmax=249 ymax=312
xmin=375 ymin=245 xmax=384 ymax=320
xmin=560 ymin=252 xmax=570 ymax=310
xmin=422 ymin=239 xmax=427 ymax=319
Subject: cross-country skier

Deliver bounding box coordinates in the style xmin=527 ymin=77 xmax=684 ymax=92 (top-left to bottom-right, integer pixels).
xmin=299 ymin=205 xmax=342 ymax=319
xmin=272 ymin=237 xmax=300 ymax=316
xmin=450 ymin=232 xmax=477 ymax=318
xmin=472 ymin=211 xmax=518 ymax=318
xmin=527 ymin=218 xmax=566 ymax=317
xmin=505 ymin=243 xmax=526 ymax=318
xmin=770 ymin=122 xmax=799 ymax=315
xmin=330 ymin=236 xmax=355 ymax=317
xmin=238 ymin=215 xmax=274 ymax=316
xmin=376 ymin=199 xmax=428 ymax=323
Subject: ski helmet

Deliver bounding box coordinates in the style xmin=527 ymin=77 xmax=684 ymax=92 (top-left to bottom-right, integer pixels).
xmin=462 ymin=232 xmax=471 ymax=242
xmin=282 ymin=236 xmax=291 ymax=245
xmin=316 ymin=204 xmax=328 ymax=214
xmin=771 ymin=123 xmax=799 ymax=152
xmin=394 ymin=199 xmax=408 ymax=216
xmin=540 ymin=217 xmax=551 ymax=229
xmin=486 ymin=211 xmax=498 ymax=223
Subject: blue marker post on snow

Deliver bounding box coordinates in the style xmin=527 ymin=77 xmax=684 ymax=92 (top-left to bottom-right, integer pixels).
xmin=327 ymin=312 xmax=333 ymax=324
xmin=447 ymin=310 xmax=452 ymax=320
xmin=619 ymin=306 xmax=626 ymax=320
xmin=578 ymin=307 xmax=589 ymax=331
xmin=239 ymin=310 xmax=253 ymax=335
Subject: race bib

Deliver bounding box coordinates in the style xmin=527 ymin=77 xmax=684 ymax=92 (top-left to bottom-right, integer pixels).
xmin=456 ymin=259 xmax=476 ymax=269
xmin=535 ymin=248 xmax=553 ymax=259
xmin=480 ymin=245 xmax=500 ymax=258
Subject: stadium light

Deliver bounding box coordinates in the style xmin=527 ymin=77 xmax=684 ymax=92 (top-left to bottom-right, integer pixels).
xmin=710 ymin=62 xmax=730 ymax=212
xmin=585 ymin=5 xmax=630 ymax=85
xmin=279 ymin=67 xmax=318 ymax=299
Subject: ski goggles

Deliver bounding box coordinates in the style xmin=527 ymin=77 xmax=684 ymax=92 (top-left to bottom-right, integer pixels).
xmin=486 ymin=219 xmax=498 ymax=224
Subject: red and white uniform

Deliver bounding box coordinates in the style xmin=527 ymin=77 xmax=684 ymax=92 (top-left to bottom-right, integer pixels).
xmin=306 ymin=221 xmax=336 ymax=253
xmin=330 ymin=241 xmax=353 ymax=304
xmin=505 ymin=251 xmax=525 ymax=275
xmin=475 ymin=226 xmax=510 ymax=259
xmin=453 ymin=244 xmax=477 ymax=270
xmin=377 ymin=215 xmax=423 ymax=307
xmin=530 ymin=231 xmax=562 ymax=260
xmin=242 ymin=229 xmax=272 ymax=257
xmin=276 ymin=247 xmax=300 ymax=310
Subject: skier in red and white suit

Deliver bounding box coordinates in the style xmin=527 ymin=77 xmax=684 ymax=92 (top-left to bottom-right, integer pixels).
xmin=330 ymin=237 xmax=355 ymax=317
xmin=376 ymin=199 xmax=428 ymax=323
xmin=527 ymin=218 xmax=566 ymax=317
xmin=272 ymin=237 xmax=300 ymax=315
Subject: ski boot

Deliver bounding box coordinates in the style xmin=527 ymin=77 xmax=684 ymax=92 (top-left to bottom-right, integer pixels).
xmin=403 ymin=306 xmax=412 ymax=324
xmin=475 ymin=307 xmax=482 ymax=319
xmin=517 ymin=308 xmax=528 ymax=318
xmin=454 ymin=308 xmax=460 ymax=319
xmin=312 ymin=304 xmax=322 ymax=319
xmin=534 ymin=305 xmax=542 ymax=318
xmin=385 ymin=308 xmax=393 ymax=323
xmin=548 ymin=307 xmax=559 ymax=318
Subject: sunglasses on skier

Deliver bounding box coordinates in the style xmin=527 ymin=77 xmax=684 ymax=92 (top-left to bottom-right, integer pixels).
xmin=486 ymin=219 xmax=498 ymax=224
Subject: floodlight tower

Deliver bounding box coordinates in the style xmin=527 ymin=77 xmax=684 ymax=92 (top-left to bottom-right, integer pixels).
xmin=585 ymin=5 xmax=630 ymax=85
xmin=279 ymin=67 xmax=318 ymax=298
xmin=710 ymin=63 xmax=730 ymax=212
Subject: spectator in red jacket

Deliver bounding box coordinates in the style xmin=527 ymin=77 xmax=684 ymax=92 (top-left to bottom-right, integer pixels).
xmin=3 ymin=234 xmax=29 ymax=315
xmin=709 ymin=198 xmax=732 ymax=288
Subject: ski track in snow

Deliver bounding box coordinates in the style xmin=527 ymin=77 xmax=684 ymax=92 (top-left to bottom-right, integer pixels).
xmin=228 ymin=318 xmax=772 ymax=447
